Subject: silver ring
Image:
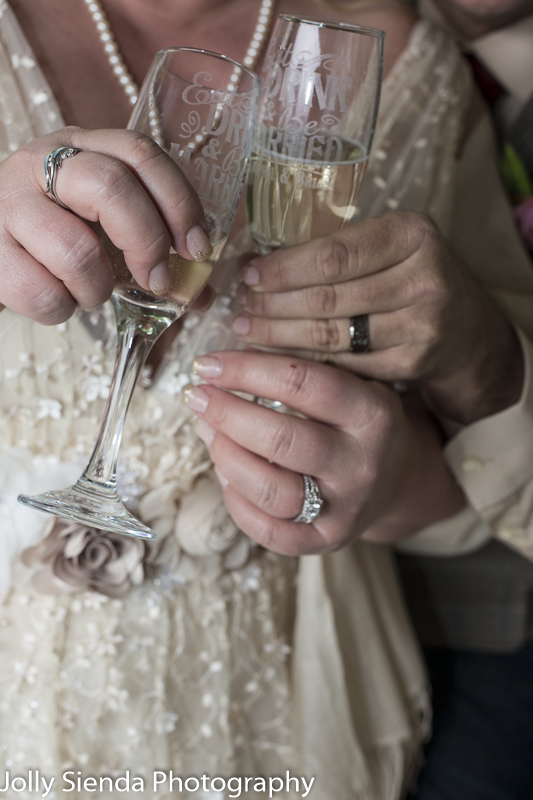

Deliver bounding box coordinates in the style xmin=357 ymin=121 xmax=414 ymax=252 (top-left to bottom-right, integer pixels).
xmin=292 ymin=474 xmax=323 ymax=524
xmin=349 ymin=314 xmax=369 ymax=353
xmin=44 ymin=146 xmax=83 ymax=211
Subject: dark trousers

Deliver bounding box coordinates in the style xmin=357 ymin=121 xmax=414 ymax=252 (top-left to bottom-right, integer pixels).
xmin=406 ymin=642 xmax=533 ymax=800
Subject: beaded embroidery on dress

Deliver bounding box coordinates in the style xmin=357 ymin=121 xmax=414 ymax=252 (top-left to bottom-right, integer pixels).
xmin=0 ymin=3 xmax=470 ymax=798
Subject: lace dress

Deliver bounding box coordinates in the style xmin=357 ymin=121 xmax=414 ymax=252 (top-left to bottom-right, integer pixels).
xmin=0 ymin=4 xmax=470 ymax=798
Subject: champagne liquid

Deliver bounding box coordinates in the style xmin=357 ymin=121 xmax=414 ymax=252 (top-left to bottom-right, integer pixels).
xmin=103 ymin=233 xmax=224 ymax=320
xmin=246 ymin=136 xmax=367 ymax=252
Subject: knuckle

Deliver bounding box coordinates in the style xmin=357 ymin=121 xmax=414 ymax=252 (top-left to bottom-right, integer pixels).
xmin=207 ymin=396 xmax=229 ymax=429
xmin=140 ymin=227 xmax=171 ymax=264
xmin=392 ymin=347 xmax=423 ymax=379
xmin=124 ymin=131 xmax=163 ymax=167
xmin=413 ymin=311 xmax=442 ymax=350
xmin=401 ymin=210 xmax=436 ymax=245
xmin=311 ymin=319 xmax=341 ymax=350
xmin=418 ymin=213 xmax=440 ymax=243
xmin=124 ymin=132 xmax=201 ymax=219
xmin=62 ymin=124 xmax=82 ymax=137
xmin=61 ymin=231 xmax=104 ymax=277
xmin=96 ymin=160 xmax=133 ymax=203
xmin=256 ymin=478 xmax=280 ymax=510
xmin=280 ymin=360 xmax=311 ymax=401
xmin=170 ymin=181 xmax=199 ymax=218
xmin=31 ymin=285 xmax=75 ymax=326
xmin=363 ymin=382 xmax=397 ymax=429
xmin=269 ymin=259 xmax=289 ymax=290
xmin=314 ymin=237 xmax=351 ymax=283
xmin=413 ymin=263 xmax=449 ymax=301
xmin=258 ymin=320 xmax=278 ymax=348
xmin=247 ymin=290 xmax=266 ymax=316
xmin=307 ymin=284 xmax=337 ymax=316
xmin=268 ymin=417 xmax=297 ymax=462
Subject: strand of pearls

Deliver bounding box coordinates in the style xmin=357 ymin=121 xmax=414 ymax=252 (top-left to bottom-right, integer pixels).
xmin=83 ymin=0 xmax=139 ymax=104
xmin=83 ymin=0 xmax=276 ymax=106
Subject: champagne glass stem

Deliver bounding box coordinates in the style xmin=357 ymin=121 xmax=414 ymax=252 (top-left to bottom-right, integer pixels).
xmin=81 ymin=295 xmax=173 ymax=490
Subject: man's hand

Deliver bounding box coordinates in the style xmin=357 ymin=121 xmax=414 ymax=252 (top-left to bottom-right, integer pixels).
xmin=233 ymin=212 xmax=524 ymax=424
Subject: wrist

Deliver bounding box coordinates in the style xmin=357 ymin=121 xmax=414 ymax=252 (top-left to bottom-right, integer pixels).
xmin=424 ymin=319 xmax=524 ymax=426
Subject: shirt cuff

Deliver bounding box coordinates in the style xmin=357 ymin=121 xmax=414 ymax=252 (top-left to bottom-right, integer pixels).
xmin=395 ymin=505 xmax=492 ymax=557
xmin=444 ymin=328 xmax=533 ymax=551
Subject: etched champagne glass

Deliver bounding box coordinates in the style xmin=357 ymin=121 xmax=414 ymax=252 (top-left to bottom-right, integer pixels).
xmin=247 ymin=15 xmax=384 ymax=253
xmin=18 ymin=48 xmax=260 ymax=539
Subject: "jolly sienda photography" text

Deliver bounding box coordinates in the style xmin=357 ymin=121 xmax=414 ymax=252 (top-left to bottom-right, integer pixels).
xmin=0 ymin=770 xmax=316 ymax=798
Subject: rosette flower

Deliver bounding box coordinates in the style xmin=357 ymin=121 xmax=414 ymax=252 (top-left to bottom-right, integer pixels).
xmin=22 ymin=518 xmax=148 ymax=597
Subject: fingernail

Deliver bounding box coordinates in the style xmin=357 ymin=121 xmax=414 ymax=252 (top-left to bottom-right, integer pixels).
xmin=149 ymin=260 xmax=172 ymax=295
xmin=233 ymin=316 xmax=250 ymax=336
xmin=214 ymin=465 xmax=229 ymax=489
xmin=182 ymin=384 xmax=210 ymax=414
xmin=195 ymin=418 xmax=216 ymax=446
xmin=243 ymin=266 xmax=260 ymax=286
xmin=186 ymin=224 xmax=213 ymax=262
xmin=193 ymin=355 xmax=223 ymax=378
xmin=236 ymin=284 xmax=248 ymax=305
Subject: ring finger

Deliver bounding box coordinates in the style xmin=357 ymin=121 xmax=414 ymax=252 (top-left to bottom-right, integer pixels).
xmin=196 ymin=418 xmax=306 ymax=520
xmin=232 ymin=308 xmax=415 ymax=353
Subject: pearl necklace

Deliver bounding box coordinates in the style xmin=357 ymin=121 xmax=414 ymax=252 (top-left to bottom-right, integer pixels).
xmin=83 ymin=0 xmax=276 ymax=105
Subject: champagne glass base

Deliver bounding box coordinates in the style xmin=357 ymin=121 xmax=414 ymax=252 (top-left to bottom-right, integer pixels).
xmin=18 ymin=478 xmax=156 ymax=540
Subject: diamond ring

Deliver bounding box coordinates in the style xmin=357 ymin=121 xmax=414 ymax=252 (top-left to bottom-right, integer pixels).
xmin=292 ymin=474 xmax=323 ymax=524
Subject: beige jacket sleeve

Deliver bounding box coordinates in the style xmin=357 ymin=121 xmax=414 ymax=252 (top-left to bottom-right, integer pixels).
xmin=397 ymin=113 xmax=533 ymax=561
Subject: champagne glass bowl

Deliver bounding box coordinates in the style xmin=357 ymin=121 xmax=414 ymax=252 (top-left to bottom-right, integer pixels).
xmin=246 ymin=15 xmax=384 ymax=254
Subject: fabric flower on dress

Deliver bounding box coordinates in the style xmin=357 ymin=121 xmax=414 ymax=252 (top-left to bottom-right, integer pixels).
xmin=21 ymin=518 xmax=149 ymax=597
xmin=515 ymin=197 xmax=533 ymax=252
xmin=36 ymin=397 xmax=62 ymax=420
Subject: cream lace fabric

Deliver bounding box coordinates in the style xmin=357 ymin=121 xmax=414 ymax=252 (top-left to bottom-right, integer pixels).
xmin=0 ymin=5 xmax=470 ymax=799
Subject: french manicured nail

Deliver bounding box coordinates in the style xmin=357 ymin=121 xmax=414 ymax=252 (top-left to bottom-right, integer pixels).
xmin=236 ymin=284 xmax=248 ymax=305
xmin=195 ymin=419 xmax=216 ymax=446
xmin=243 ymin=265 xmax=260 ymax=286
xmin=149 ymin=260 xmax=172 ymax=295
xmin=214 ymin=465 xmax=229 ymax=489
xmin=186 ymin=225 xmax=213 ymax=262
xmin=193 ymin=355 xmax=223 ymax=378
xmin=182 ymin=384 xmax=210 ymax=414
xmin=233 ymin=316 xmax=250 ymax=336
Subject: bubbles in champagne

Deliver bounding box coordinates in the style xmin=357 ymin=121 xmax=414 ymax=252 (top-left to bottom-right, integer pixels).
xmin=246 ymin=135 xmax=367 ymax=252
xmin=102 ymin=233 xmax=222 ymax=319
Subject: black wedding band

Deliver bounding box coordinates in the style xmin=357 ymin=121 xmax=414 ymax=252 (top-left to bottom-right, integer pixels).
xmin=349 ymin=314 xmax=369 ymax=353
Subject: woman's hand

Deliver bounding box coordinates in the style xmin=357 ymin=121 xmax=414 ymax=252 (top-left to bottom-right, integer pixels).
xmin=234 ymin=212 xmax=524 ymax=424
xmin=181 ymin=350 xmax=464 ymax=555
xmin=0 ymin=126 xmax=211 ymax=324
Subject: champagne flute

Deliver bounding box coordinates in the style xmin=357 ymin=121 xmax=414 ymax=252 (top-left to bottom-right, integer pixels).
xmin=247 ymin=15 xmax=384 ymax=254
xmin=18 ymin=48 xmax=260 ymax=539
xmin=244 ymin=15 xmax=383 ymax=411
